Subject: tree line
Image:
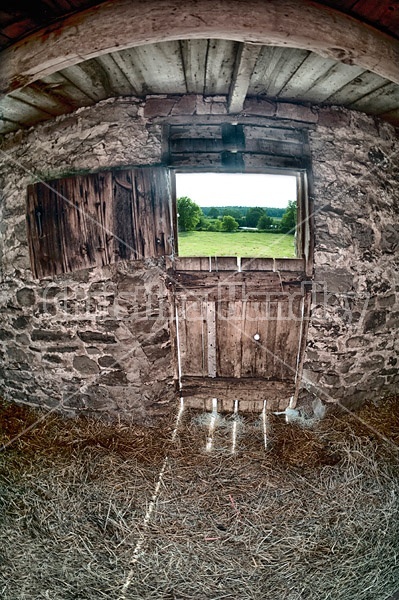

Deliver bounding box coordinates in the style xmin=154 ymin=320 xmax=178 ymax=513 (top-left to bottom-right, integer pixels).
xmin=177 ymin=198 xmax=297 ymax=233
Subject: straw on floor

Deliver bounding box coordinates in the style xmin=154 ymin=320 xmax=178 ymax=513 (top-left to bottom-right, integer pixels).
xmin=0 ymin=395 xmax=398 ymax=600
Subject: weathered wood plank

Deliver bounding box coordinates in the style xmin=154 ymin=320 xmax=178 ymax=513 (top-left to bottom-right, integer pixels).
xmin=326 ymin=70 xmax=388 ymax=105
xmin=278 ymin=53 xmax=339 ymax=100
xmin=299 ymin=62 xmax=365 ymax=103
xmin=349 ymin=81 xmax=399 ymax=115
xmin=243 ymin=153 xmax=305 ymax=170
xmin=113 ymin=170 xmax=136 ymax=261
xmin=228 ymin=43 xmax=262 ymax=113
xmin=169 ymin=124 xmax=222 ymax=140
xmin=109 ymin=48 xmax=147 ymax=95
xmin=216 ymin=301 xmax=243 ymax=377
xmin=177 ymin=298 xmax=207 ymax=376
xmin=180 ymin=39 xmax=208 ymax=94
xmin=181 ymin=376 xmax=293 ymax=412
xmin=128 ymin=42 xmax=186 ymax=95
xmin=243 ymin=125 xmax=304 ymax=144
xmin=249 ymin=47 xmax=310 ymax=97
xmin=205 ymin=39 xmax=238 ymax=95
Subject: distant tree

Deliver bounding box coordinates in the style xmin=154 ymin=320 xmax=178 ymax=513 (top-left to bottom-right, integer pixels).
xmin=208 ymin=207 xmax=220 ymax=219
xmin=246 ymin=207 xmax=265 ymax=227
xmin=257 ymin=214 xmax=273 ymax=230
xmin=280 ymin=200 xmax=297 ymax=233
xmin=177 ymin=197 xmax=202 ymax=231
xmin=196 ymin=213 xmax=210 ymax=231
xmin=264 ymin=207 xmax=285 ymax=219
xmin=223 ymin=207 xmax=241 ymax=220
xmin=221 ymin=215 xmax=239 ymax=232
xmin=207 ymin=219 xmax=221 ymax=232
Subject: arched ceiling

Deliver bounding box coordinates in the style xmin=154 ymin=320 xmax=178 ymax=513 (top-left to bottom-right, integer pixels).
xmin=0 ymin=0 xmax=398 ymax=135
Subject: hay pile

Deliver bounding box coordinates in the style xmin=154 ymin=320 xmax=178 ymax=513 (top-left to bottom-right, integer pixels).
xmin=0 ymin=396 xmax=398 ymax=600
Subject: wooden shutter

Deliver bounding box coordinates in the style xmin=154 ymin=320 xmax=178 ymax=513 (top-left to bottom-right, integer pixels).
xmin=26 ymin=167 xmax=173 ymax=278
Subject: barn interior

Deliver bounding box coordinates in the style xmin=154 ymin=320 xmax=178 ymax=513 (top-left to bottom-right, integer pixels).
xmin=0 ymin=1 xmax=398 ymax=598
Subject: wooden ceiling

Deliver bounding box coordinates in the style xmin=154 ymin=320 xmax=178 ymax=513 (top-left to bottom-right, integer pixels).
xmin=0 ymin=0 xmax=398 ymax=135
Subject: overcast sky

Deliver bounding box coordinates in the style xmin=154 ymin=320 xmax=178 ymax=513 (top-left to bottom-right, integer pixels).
xmin=176 ymin=173 xmax=297 ymax=208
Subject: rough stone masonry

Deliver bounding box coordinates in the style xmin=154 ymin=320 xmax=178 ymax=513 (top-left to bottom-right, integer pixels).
xmin=0 ymin=94 xmax=398 ymax=420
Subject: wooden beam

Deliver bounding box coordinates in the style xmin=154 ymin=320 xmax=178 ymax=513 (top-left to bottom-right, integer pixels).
xmin=228 ymin=43 xmax=262 ymax=113
xmin=0 ymin=0 xmax=399 ymax=98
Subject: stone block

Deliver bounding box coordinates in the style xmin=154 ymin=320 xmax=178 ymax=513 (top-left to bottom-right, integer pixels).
xmin=41 ymin=345 xmax=79 ymax=353
xmin=73 ymin=355 xmax=99 ymax=375
xmin=318 ymin=107 xmax=351 ymax=128
xmin=276 ymin=102 xmax=318 ymax=123
xmin=171 ymin=95 xmax=197 ymax=116
xmin=98 ymin=355 xmax=120 ymax=368
xmin=31 ymin=329 xmax=74 ymax=342
xmin=144 ymin=97 xmax=176 ymax=118
xmin=380 ymin=224 xmax=399 ymax=254
xmin=16 ymin=288 xmax=36 ymax=307
xmin=0 ymin=329 xmax=14 ymax=341
xmin=43 ymin=354 xmax=63 ymax=364
xmin=12 ymin=316 xmax=30 ymax=330
xmin=99 ymin=370 xmax=128 ymax=385
xmin=243 ymin=97 xmax=276 ymax=116
xmin=78 ymin=331 xmax=117 ymax=344
xmin=363 ymin=310 xmax=387 ymax=333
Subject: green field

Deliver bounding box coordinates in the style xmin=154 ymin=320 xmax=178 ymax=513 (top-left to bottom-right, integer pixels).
xmin=178 ymin=231 xmax=296 ymax=258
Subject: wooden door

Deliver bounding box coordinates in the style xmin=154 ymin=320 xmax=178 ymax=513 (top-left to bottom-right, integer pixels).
xmin=171 ymin=258 xmax=310 ymax=412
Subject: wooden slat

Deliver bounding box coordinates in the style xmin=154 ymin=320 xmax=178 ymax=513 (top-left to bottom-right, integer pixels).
xmin=326 ymin=70 xmax=388 ymax=104
xmin=109 ymin=48 xmax=147 ymax=95
xmin=299 ymin=62 xmax=365 ymax=103
xmin=249 ymin=47 xmax=310 ymax=97
xmin=169 ymin=124 xmax=222 ymax=140
xmin=127 ymin=42 xmax=186 ymax=95
xmin=180 ymin=39 xmax=208 ymax=94
xmin=181 ymin=376 xmax=293 ymax=412
xmin=174 ymin=256 xmax=238 ymax=271
xmin=243 ymin=125 xmax=304 ymax=144
xmin=177 ymin=298 xmax=207 ymax=376
xmin=60 ymin=60 xmax=111 ymax=102
xmin=39 ymin=72 xmax=95 ymax=108
xmin=205 ymin=39 xmax=238 ymax=95
xmin=228 ymin=43 xmax=262 ymax=113
xmin=278 ymin=53 xmax=340 ymax=100
xmin=113 ymin=170 xmax=136 ymax=261
xmin=216 ymin=301 xmax=243 ymax=377
xmin=349 ymin=81 xmax=399 ymax=115
xmin=94 ymin=53 xmax=134 ymax=96
xmin=0 ymin=94 xmax=51 ymax=126
xmin=207 ymin=301 xmax=217 ymax=377
xmin=243 ymin=153 xmax=305 ymax=170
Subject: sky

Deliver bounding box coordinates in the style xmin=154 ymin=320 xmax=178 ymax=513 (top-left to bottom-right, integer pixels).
xmin=175 ymin=173 xmax=297 ymax=208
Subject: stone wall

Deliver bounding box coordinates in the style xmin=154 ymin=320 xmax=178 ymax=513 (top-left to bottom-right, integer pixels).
xmin=303 ymin=110 xmax=399 ymax=408
xmin=0 ymin=94 xmax=398 ymax=419
xmin=0 ymin=98 xmax=175 ymax=422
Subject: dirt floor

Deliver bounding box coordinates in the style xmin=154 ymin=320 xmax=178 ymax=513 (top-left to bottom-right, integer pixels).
xmin=0 ymin=395 xmax=398 ymax=600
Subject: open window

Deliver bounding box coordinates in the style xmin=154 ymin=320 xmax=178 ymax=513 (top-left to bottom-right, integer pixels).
xmin=165 ymin=121 xmax=312 ymax=275
xmin=175 ymin=171 xmax=300 ymax=259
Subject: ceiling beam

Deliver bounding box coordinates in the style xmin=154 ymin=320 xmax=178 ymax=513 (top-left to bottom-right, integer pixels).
xmin=0 ymin=0 xmax=398 ymax=97
xmin=228 ymin=43 xmax=262 ymax=114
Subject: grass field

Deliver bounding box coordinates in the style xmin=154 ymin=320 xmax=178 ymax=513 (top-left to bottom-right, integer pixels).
xmin=178 ymin=230 xmax=296 ymax=258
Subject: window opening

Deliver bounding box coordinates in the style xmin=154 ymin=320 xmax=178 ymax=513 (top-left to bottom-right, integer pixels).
xmin=175 ymin=172 xmax=298 ymax=259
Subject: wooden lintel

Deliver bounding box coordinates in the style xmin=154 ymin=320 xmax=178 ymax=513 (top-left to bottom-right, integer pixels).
xmin=228 ymin=43 xmax=262 ymax=114
xmin=0 ymin=0 xmax=399 ymax=98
